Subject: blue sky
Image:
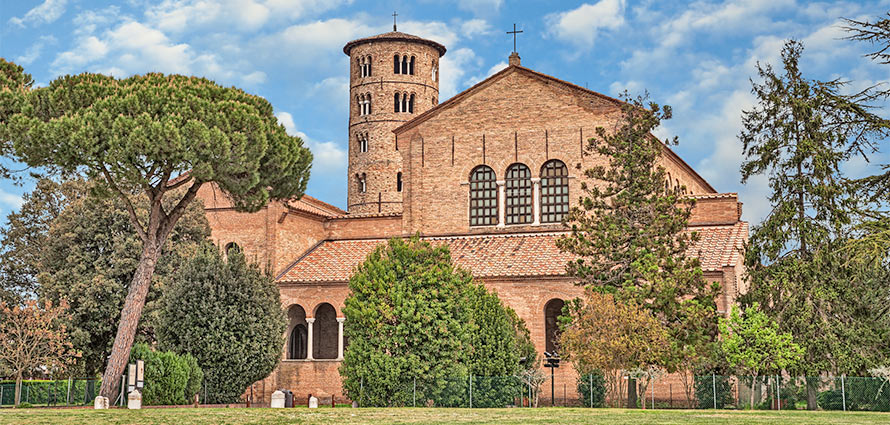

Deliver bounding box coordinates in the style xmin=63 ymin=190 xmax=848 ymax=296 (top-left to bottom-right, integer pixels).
xmin=2 ymin=0 xmax=890 ymax=226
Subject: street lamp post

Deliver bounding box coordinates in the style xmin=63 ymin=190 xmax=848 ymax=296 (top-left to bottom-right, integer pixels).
xmin=543 ymin=352 xmax=560 ymax=407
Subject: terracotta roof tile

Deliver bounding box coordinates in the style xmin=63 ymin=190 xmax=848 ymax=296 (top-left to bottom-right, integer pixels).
xmin=277 ymin=223 xmax=748 ymax=283
xmin=343 ymin=31 xmax=447 ymax=56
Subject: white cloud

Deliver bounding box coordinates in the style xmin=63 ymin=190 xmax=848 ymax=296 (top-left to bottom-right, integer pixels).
xmin=242 ymin=71 xmax=267 ymax=85
xmin=0 ymin=189 xmax=24 ymax=210
xmin=309 ymin=77 xmax=349 ymax=102
xmin=438 ymin=47 xmax=479 ymax=99
xmin=14 ymin=36 xmax=56 ymax=66
xmin=145 ymin=0 xmax=353 ymax=33
xmin=460 ymin=19 xmax=493 ymax=38
xmin=8 ymin=0 xmax=67 ymax=28
xmin=544 ymin=0 xmax=626 ymax=49
xmin=276 ymin=112 xmax=347 ymax=175
xmin=456 ymin=0 xmax=502 ymax=15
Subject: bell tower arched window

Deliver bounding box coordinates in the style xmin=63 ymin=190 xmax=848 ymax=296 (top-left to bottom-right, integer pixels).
xmin=469 ymin=165 xmax=497 ymax=226
xmin=397 ymin=172 xmax=403 ymax=192
xmin=401 ymin=55 xmax=408 ymax=74
xmin=357 ymin=133 xmax=368 ymax=153
xmin=408 ymin=94 xmax=415 ymax=113
xmin=394 ymin=54 xmax=400 ymax=74
xmin=409 ymin=56 xmax=415 ymax=75
xmin=357 ymin=173 xmax=367 ymax=193
xmin=505 ymin=163 xmax=532 ymax=225
xmin=540 ymin=160 xmax=569 ymax=223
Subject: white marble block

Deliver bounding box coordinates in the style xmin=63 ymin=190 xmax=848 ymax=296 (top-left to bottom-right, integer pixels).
xmin=93 ymin=396 xmax=109 ymax=409
xmin=308 ymin=396 xmax=318 ymax=409
xmin=270 ymin=390 xmax=285 ymax=408
xmin=127 ymin=390 xmax=142 ymax=410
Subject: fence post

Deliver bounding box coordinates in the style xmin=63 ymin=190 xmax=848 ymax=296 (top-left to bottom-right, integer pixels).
xmin=776 ymin=375 xmax=781 ymax=411
xmin=413 ymin=377 xmax=416 ymax=407
xmin=712 ymin=374 xmax=717 ymax=409
xmin=66 ymin=378 xmax=71 ymax=406
xmin=359 ymin=377 xmax=363 ymax=408
xmin=841 ymin=375 xmax=846 ymax=412
xmin=1 ymin=384 xmax=4 ymax=407
xmin=652 ymin=377 xmax=656 ymax=409
xmin=589 ymin=373 xmax=593 ymax=408
xmin=469 ymin=375 xmax=473 ymax=408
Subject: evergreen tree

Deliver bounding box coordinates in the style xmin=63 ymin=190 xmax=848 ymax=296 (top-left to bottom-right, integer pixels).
xmin=739 ymin=39 xmax=890 ymax=409
xmin=557 ymin=94 xmax=719 ymax=406
xmin=157 ymin=243 xmax=285 ymax=403
xmin=340 ymin=237 xmax=530 ymax=407
xmin=0 ymin=179 xmax=82 ymax=304
xmin=0 ymin=61 xmax=312 ymax=398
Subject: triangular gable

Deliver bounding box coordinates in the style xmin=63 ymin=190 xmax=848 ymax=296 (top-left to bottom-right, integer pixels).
xmin=393 ymin=65 xmax=623 ymax=135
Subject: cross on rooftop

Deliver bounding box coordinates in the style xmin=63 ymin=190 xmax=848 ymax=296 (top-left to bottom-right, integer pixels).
xmin=507 ymin=23 xmax=523 ymax=53
xmin=393 ymin=11 xmax=398 ymax=31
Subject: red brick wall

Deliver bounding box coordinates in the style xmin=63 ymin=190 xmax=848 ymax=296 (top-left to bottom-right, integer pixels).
xmin=325 ymin=215 xmax=403 ymax=240
xmin=397 ymin=68 xmax=715 ymax=236
xmin=688 ymin=195 xmax=742 ymax=226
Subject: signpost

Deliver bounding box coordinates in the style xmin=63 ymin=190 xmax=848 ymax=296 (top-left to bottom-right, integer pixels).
xmin=543 ymin=352 xmax=560 ymax=407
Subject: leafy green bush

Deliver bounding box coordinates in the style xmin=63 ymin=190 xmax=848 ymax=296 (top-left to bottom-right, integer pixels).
xmin=340 ymin=237 xmax=532 ymax=407
xmin=15 ymin=402 xmax=32 ymax=408
xmin=577 ymin=371 xmax=606 ymax=407
xmin=129 ymin=343 xmax=203 ymax=405
xmin=157 ymin=243 xmax=285 ymax=404
xmin=182 ymin=354 xmax=203 ymax=404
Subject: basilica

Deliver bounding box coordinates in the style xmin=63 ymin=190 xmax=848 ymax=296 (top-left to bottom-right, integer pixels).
xmin=196 ymin=28 xmax=748 ymax=405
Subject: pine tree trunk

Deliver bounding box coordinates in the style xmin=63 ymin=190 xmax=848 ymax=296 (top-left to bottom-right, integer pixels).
xmin=14 ymin=370 xmax=22 ymax=406
xmin=98 ymin=241 xmax=161 ymax=399
xmin=806 ymin=377 xmax=818 ymax=410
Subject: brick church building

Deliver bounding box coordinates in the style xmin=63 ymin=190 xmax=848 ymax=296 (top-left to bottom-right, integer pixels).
xmin=196 ymin=29 xmax=748 ymax=405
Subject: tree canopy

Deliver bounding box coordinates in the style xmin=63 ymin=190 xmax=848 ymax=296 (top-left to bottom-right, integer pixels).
xmin=739 ymin=39 xmax=890 ymax=408
xmin=557 ymin=94 xmax=719 ymax=376
xmin=157 ymin=243 xmax=285 ymax=404
xmin=340 ymin=237 xmax=532 ymax=407
xmin=0 ymin=60 xmax=312 ymax=397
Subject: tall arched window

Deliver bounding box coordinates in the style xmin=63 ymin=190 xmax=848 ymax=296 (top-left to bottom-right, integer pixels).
xmin=394 ymin=92 xmax=400 ymax=112
xmin=287 ymin=305 xmax=307 ymax=360
xmin=469 ymin=165 xmax=497 ymax=226
xmin=366 ymin=93 xmax=371 ymax=114
xmin=505 ymin=163 xmax=532 ymax=225
xmin=313 ymin=303 xmax=338 ymax=359
xmin=396 ymin=172 xmax=403 ymax=192
xmin=366 ymin=55 xmax=372 ymax=77
xmin=665 ymin=173 xmax=672 ymax=191
xmin=401 ymin=55 xmax=408 ymax=74
xmin=394 ymin=54 xmax=400 ymax=74
xmin=544 ymin=299 xmax=565 ymax=354
xmin=409 ymin=56 xmax=415 ymax=75
xmin=540 ymin=160 xmax=569 ymax=223
xmin=408 ymin=94 xmax=415 ymax=113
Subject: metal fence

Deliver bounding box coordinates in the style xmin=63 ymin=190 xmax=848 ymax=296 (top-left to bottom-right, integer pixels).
xmin=346 ymin=374 xmax=889 ymax=411
xmin=0 ymin=379 xmax=103 ymax=407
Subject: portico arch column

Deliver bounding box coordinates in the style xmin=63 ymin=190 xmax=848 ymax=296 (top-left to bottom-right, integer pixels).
xmin=337 ymin=317 xmax=346 ymax=360
xmin=306 ymin=318 xmax=315 ymax=360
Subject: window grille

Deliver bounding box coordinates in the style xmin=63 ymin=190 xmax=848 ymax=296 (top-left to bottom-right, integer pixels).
xmin=505 ymin=163 xmax=532 ymax=225
xmin=469 ymin=165 xmax=498 ymax=226
xmin=540 ymin=160 xmax=569 ymax=223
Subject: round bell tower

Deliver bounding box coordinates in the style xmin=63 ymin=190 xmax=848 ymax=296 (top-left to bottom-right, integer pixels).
xmin=343 ymin=28 xmax=446 ymax=214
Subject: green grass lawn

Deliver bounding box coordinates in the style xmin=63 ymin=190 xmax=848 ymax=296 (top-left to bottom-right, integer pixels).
xmin=1 ymin=407 xmax=888 ymax=425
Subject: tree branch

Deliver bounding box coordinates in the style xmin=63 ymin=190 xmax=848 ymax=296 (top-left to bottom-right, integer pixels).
xmin=157 ymin=179 xmax=202 ymax=242
xmin=100 ymin=164 xmax=147 ymax=241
